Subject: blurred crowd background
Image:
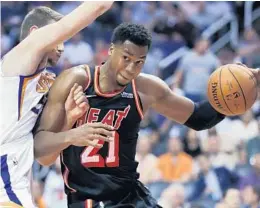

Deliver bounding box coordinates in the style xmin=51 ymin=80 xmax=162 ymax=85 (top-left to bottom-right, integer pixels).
xmin=1 ymin=1 xmax=260 ymax=208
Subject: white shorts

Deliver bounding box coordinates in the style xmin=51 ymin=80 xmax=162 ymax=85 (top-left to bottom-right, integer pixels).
xmin=0 ymin=187 xmax=36 ymax=208
xmin=0 ymin=137 xmax=35 ymax=207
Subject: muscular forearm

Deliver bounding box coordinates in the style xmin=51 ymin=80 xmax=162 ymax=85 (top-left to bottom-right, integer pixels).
xmin=62 ymin=116 xmax=77 ymax=131
xmin=36 ymin=117 xmax=77 ymax=166
xmin=34 ymin=130 xmax=72 ymax=159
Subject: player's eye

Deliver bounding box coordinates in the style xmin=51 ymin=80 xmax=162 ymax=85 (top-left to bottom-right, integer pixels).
xmin=123 ymin=56 xmax=130 ymax=61
xmin=136 ymin=60 xmax=144 ymax=65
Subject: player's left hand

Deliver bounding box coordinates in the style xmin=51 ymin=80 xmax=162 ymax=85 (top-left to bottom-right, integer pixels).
xmin=65 ymin=83 xmax=89 ymax=122
xmin=249 ymin=68 xmax=260 ymax=87
xmin=236 ymin=63 xmax=260 ymax=87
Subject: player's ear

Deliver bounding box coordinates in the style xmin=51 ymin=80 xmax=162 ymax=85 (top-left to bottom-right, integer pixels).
xmin=29 ymin=25 xmax=39 ymax=35
xmin=108 ymin=43 xmax=114 ymax=56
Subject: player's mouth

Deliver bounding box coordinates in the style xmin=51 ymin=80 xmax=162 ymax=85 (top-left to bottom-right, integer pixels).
xmin=120 ymin=74 xmax=130 ymax=81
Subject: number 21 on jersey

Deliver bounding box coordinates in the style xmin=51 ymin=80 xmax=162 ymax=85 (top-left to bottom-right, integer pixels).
xmin=80 ymin=131 xmax=119 ymax=168
xmin=77 ymin=106 xmax=130 ymax=168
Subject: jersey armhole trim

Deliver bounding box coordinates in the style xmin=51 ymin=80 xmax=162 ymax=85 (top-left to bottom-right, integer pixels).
xmin=132 ymin=79 xmax=144 ymax=120
xmin=18 ymin=72 xmax=42 ymax=120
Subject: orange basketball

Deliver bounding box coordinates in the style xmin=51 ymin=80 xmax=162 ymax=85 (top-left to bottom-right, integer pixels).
xmin=207 ymin=64 xmax=257 ymax=116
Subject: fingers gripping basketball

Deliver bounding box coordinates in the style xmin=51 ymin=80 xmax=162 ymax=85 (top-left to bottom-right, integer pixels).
xmin=207 ymin=64 xmax=257 ymax=116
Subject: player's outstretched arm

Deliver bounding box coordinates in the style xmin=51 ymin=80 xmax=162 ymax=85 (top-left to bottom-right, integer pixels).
xmin=34 ymin=66 xmax=113 ymax=166
xmin=2 ymin=1 xmax=113 ymax=76
xmin=137 ymin=74 xmax=225 ymax=131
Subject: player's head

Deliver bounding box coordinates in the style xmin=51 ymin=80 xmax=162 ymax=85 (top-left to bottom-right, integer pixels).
xmin=108 ymin=23 xmax=152 ymax=86
xmin=20 ymin=6 xmax=64 ymax=66
xmin=47 ymin=43 xmax=64 ymax=67
xmin=20 ymin=6 xmax=63 ymax=41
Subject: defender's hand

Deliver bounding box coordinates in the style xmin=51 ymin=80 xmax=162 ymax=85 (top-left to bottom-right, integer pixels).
xmin=69 ymin=122 xmax=114 ymax=148
xmin=65 ymin=83 xmax=89 ymax=122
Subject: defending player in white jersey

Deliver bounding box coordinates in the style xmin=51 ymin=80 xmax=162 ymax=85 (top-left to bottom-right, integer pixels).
xmin=0 ymin=2 xmax=114 ymax=207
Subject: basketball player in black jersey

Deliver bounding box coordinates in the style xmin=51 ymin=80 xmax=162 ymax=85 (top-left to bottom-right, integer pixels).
xmin=34 ymin=23 xmax=260 ymax=208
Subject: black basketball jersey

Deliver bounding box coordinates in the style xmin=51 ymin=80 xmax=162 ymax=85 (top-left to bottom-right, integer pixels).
xmin=61 ymin=65 xmax=144 ymax=201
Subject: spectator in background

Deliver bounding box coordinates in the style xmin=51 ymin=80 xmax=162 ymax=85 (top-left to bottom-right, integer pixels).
xmin=43 ymin=157 xmax=67 ymax=208
xmin=93 ymin=39 xmax=109 ymax=65
xmin=32 ymin=180 xmax=46 ymax=208
xmin=131 ymin=2 xmax=161 ymax=30
xmin=221 ymin=188 xmax=241 ymax=208
xmin=142 ymin=48 xmax=163 ymax=76
xmin=191 ymin=155 xmax=238 ymax=202
xmin=252 ymin=89 xmax=260 ymax=118
xmin=204 ymin=131 xmax=238 ymax=171
xmin=157 ymin=137 xmax=193 ymax=183
xmin=246 ymin=119 xmax=260 ymax=162
xmin=152 ymin=2 xmax=178 ymax=39
xmin=235 ymin=147 xmax=252 ymax=178
xmin=189 ymin=2 xmax=218 ymax=30
xmin=175 ymin=38 xmax=220 ymax=102
xmin=241 ymin=185 xmax=260 ymax=208
xmin=238 ymin=28 xmax=260 ymax=68
xmin=239 ymin=153 xmax=260 ymax=190
xmin=60 ymin=32 xmax=94 ymax=67
xmin=55 ymin=1 xmax=80 ymax=15
xmin=173 ymin=7 xmax=199 ymax=48
xmin=217 ymin=47 xmax=242 ymax=65
xmin=135 ymin=134 xmax=160 ymax=185
xmin=139 ymin=109 xmax=160 ymax=145
xmin=231 ymin=110 xmax=259 ymax=143
xmin=158 ymin=183 xmax=190 ymax=208
xmin=183 ymin=129 xmax=202 ymax=158
xmin=1 ymin=26 xmax=14 ymax=57
xmin=121 ymin=5 xmax=133 ymax=23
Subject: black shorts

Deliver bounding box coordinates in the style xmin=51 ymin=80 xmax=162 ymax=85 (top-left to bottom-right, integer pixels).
xmin=67 ymin=180 xmax=162 ymax=208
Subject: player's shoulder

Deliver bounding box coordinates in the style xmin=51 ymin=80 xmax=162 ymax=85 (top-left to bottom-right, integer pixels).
xmin=55 ymin=64 xmax=90 ymax=90
xmin=135 ymin=73 xmax=170 ymax=99
xmin=62 ymin=64 xmax=89 ymax=77
xmin=136 ymin=73 xmax=167 ymax=89
xmin=61 ymin=64 xmax=89 ymax=80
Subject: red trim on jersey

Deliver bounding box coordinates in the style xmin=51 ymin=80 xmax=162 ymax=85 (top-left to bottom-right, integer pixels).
xmin=60 ymin=152 xmax=76 ymax=193
xmin=85 ymin=199 xmax=93 ymax=208
xmin=94 ymin=66 xmax=126 ymax=97
xmin=132 ymin=79 xmax=144 ymax=119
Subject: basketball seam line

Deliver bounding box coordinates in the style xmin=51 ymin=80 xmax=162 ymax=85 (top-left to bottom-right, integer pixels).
xmin=219 ymin=67 xmax=233 ymax=114
xmin=236 ymin=65 xmax=258 ymax=102
xmin=228 ymin=67 xmax=247 ymax=111
xmin=237 ymin=65 xmax=257 ymax=87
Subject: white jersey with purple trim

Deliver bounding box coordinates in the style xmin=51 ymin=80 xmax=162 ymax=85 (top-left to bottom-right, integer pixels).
xmin=0 ymin=63 xmax=55 ymax=146
xmin=0 ymin=61 xmax=55 ymax=205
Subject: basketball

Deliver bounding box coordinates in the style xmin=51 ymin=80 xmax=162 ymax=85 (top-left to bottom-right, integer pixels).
xmin=207 ymin=64 xmax=257 ymax=116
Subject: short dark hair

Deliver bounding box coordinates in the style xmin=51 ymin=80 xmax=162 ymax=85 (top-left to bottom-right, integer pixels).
xmin=20 ymin=6 xmax=63 ymax=41
xmin=111 ymin=23 xmax=152 ymax=49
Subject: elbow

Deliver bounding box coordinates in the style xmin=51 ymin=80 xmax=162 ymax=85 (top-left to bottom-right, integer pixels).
xmin=187 ymin=123 xmax=210 ymax=131
xmin=37 ymin=159 xmax=55 ymax=167
xmin=97 ymin=1 xmax=113 ymax=13
xmin=189 ymin=126 xmax=206 ymax=131
xmin=36 ymin=156 xmax=57 ymax=167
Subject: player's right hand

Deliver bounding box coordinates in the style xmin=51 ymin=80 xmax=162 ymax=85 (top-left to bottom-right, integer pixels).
xmin=69 ymin=122 xmax=114 ymax=148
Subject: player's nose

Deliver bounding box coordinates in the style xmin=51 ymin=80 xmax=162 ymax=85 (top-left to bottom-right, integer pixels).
xmin=57 ymin=43 xmax=65 ymax=54
xmin=125 ymin=62 xmax=135 ymax=75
